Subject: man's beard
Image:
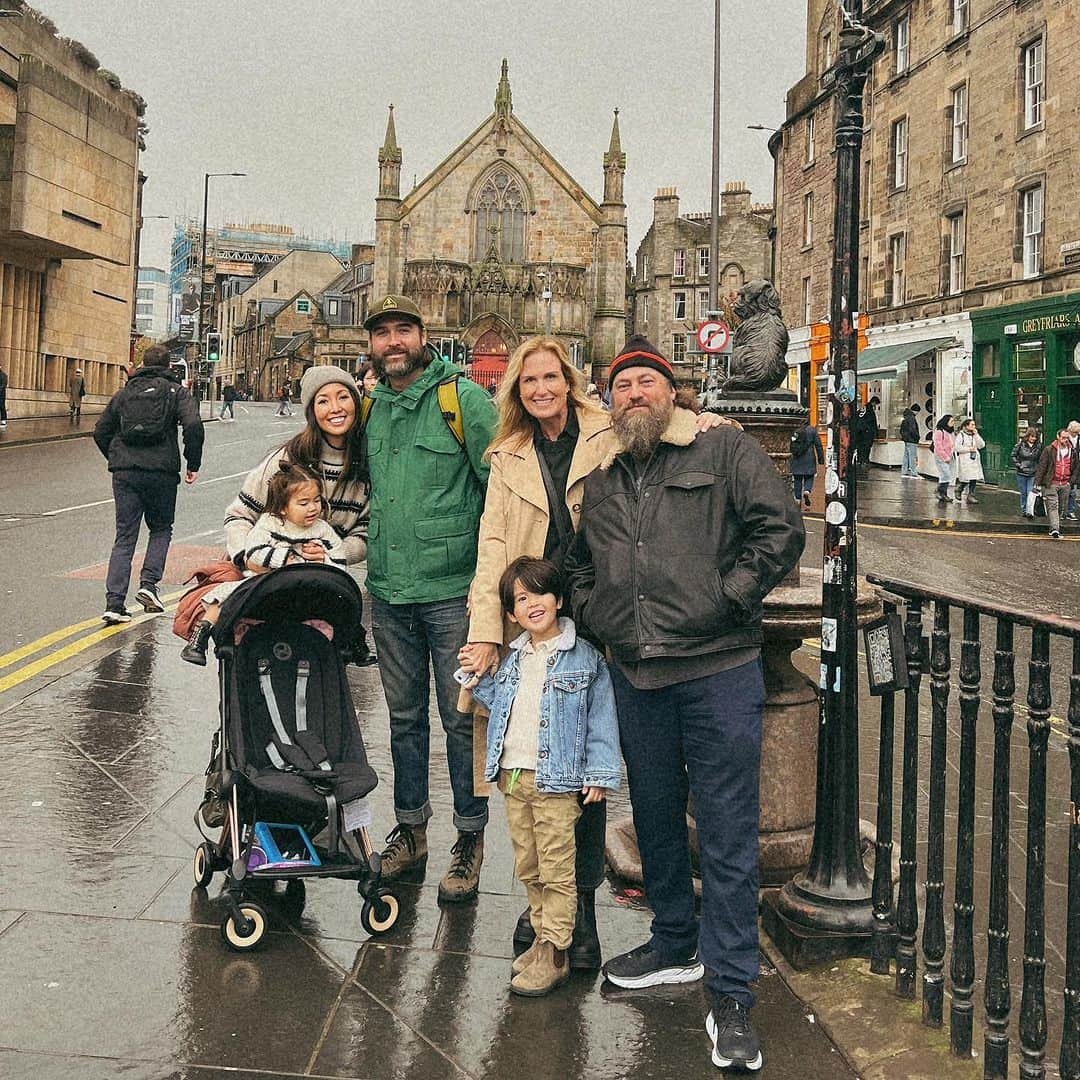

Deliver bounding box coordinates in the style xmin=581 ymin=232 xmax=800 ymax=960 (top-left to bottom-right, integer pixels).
xmin=372 ymin=342 xmax=426 ymax=380
xmin=612 ymin=395 xmax=673 ymax=460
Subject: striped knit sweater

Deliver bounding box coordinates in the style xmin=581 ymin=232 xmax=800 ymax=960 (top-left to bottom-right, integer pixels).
xmin=224 ymin=443 xmax=369 ymax=565
xmin=244 ymin=513 xmax=348 ymax=570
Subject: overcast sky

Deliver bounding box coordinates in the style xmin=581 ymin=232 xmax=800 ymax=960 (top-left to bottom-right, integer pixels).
xmin=38 ymin=0 xmax=807 ymax=270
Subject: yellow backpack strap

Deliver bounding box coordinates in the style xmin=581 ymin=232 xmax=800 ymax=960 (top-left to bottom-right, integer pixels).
xmin=436 ymin=374 xmax=465 ymax=448
xmin=359 ymin=394 xmax=374 ymax=429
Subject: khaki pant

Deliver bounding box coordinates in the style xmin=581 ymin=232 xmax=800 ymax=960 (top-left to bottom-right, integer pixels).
xmin=498 ymin=769 xmax=582 ymax=949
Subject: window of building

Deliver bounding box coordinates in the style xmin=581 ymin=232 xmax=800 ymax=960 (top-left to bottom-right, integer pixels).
xmin=136 ymin=287 xmax=153 ymax=301
xmin=1021 ymin=185 xmax=1043 ymax=278
xmin=802 ymin=276 xmax=812 ymax=325
xmin=673 ymin=248 xmax=686 ymax=277
xmin=296 ymin=298 xmax=311 ymax=314
xmin=672 ymin=335 xmax=686 ymax=365
xmin=1023 ymin=38 xmax=1044 ymax=129
xmin=891 ymin=117 xmax=909 ymax=189
xmin=698 ymin=247 xmax=709 ymax=279
xmin=722 ymin=264 xmax=744 ymax=292
xmin=697 ymin=289 xmax=710 ymax=320
xmin=327 ymin=298 xmax=339 ymax=316
xmin=951 ymin=84 xmax=968 ymax=163
xmin=948 ymin=212 xmax=965 ymax=295
xmin=673 ymin=291 xmax=687 ymax=320
xmin=802 ymin=191 xmax=814 ymax=246
xmin=894 ymin=14 xmax=910 ymax=76
xmin=1015 ymin=341 xmax=1045 ymax=375
xmin=888 ymin=233 xmax=906 ymax=306
xmin=821 ymin=31 xmax=833 ymax=72
xmin=975 ymin=342 xmax=999 ymax=378
xmin=272 ymin=279 xmax=278 ymax=294
xmin=805 ymin=114 xmax=816 ymax=164
xmin=951 ymin=0 xmax=968 ymax=36
xmin=472 ymin=168 xmax=527 ymax=262
xmin=640 ymin=293 xmax=649 ymax=324
xmin=640 ymin=253 xmax=649 ymax=281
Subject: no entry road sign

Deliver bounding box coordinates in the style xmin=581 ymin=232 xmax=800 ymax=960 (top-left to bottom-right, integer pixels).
xmin=696 ymin=319 xmax=731 ymax=353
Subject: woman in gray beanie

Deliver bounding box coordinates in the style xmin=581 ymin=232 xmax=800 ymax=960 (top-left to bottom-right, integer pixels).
xmin=223 ymin=365 xmax=369 ymax=567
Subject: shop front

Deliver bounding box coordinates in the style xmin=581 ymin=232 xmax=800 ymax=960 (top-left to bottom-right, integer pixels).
xmin=972 ymin=293 xmax=1080 ymax=484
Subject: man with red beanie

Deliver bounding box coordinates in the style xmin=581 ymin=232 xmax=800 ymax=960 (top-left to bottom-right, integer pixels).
xmin=565 ymin=335 xmax=804 ymax=1072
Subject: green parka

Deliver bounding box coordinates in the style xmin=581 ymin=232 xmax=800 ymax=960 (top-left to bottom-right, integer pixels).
xmin=364 ymin=355 xmax=495 ymax=604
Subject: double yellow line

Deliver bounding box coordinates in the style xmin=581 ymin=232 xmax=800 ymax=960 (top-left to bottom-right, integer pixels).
xmin=0 ymin=588 xmax=187 ymax=696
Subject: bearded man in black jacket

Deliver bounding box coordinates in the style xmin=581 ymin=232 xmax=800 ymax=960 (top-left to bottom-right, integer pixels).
xmin=565 ymin=335 xmax=804 ymax=1074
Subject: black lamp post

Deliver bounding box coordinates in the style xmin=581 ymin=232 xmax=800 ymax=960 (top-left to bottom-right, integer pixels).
xmin=766 ymin=1 xmax=885 ymax=963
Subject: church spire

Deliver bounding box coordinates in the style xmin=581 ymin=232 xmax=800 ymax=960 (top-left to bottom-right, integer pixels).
xmin=603 ymin=108 xmax=625 ymax=204
xmin=495 ymin=58 xmax=513 ymax=119
xmin=379 ymin=103 xmax=401 ymax=165
xmin=604 ymin=108 xmax=625 ymax=169
xmin=378 ymin=103 xmax=401 ymax=199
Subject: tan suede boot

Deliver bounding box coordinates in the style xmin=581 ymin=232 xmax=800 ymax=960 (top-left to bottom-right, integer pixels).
xmin=438 ymin=830 xmax=483 ymax=902
xmin=510 ymin=940 xmax=570 ymax=997
xmin=379 ymin=823 xmax=428 ymax=880
xmin=511 ymin=936 xmax=543 ymax=976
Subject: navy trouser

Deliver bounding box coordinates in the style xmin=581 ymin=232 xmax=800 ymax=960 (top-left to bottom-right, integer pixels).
xmin=370 ymin=594 xmax=488 ymax=833
xmin=612 ymin=657 xmax=765 ymax=1008
xmin=105 ymin=470 xmax=178 ymax=610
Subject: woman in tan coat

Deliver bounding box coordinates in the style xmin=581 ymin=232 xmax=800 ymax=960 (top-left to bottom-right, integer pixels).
xmin=459 ymin=335 xmax=723 ymax=970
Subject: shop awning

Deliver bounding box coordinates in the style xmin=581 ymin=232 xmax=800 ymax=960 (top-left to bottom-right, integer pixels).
xmin=856 ymin=336 xmax=957 ymax=377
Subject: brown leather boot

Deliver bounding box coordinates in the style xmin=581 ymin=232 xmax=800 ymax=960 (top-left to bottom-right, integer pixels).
xmin=511 ymin=936 xmax=542 ymax=976
xmin=438 ymin=830 xmax=483 ymax=902
xmin=379 ymin=823 xmax=428 ymax=880
xmin=510 ymin=940 xmax=570 ymax=996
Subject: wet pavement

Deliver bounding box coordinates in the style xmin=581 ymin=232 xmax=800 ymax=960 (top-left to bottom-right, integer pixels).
xmin=0 ymin=402 xmax=222 ymax=448
xmin=0 ymin=618 xmax=853 ymax=1079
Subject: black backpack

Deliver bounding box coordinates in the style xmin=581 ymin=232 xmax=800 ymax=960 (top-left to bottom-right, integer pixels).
xmin=116 ymin=375 xmax=177 ymax=445
xmin=790 ymin=427 xmax=812 ymax=459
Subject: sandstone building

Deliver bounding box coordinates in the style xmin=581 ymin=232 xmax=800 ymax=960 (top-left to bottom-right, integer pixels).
xmin=631 ymin=183 xmax=772 ymax=390
xmin=371 ymin=60 xmax=627 ymax=386
xmin=0 ymin=6 xmax=143 ymax=421
xmin=774 ymin=0 xmax=1080 ymax=481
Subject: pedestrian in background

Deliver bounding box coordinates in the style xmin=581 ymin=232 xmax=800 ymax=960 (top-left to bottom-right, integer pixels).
xmin=852 ymin=394 xmax=879 ymax=475
xmin=932 ymin=414 xmax=957 ymax=505
xmin=1068 ymin=420 xmax=1079 ymax=521
xmin=1035 ymin=427 xmax=1079 ymax=539
xmin=789 ymin=421 xmax=824 ymax=510
xmin=219 ymin=383 xmax=238 ymax=421
xmin=356 ymin=362 xmax=378 ymax=398
xmin=1010 ymin=427 xmax=1042 ymax=518
xmin=276 ymin=382 xmax=293 ymax=417
xmin=361 ymin=294 xmax=496 ymax=903
xmin=464 ymin=557 xmax=620 ymax=998
xmin=68 ymin=367 xmax=86 ymax=419
xmin=899 ymin=403 xmax=921 ymax=477
xmin=954 ymin=417 xmax=985 ymax=504
xmin=0 ymin=361 xmax=8 ymax=429
xmin=93 ymin=344 xmax=203 ymax=624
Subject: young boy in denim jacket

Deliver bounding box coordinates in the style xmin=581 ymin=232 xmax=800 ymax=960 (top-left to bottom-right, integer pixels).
xmin=462 ymin=556 xmax=620 ymax=997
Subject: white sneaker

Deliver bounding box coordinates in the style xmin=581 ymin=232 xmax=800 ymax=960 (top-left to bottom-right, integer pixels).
xmin=102 ymin=608 xmax=132 ymax=624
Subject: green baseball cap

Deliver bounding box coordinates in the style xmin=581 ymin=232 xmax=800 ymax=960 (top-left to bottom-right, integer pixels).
xmin=363 ymin=293 xmax=424 ymax=331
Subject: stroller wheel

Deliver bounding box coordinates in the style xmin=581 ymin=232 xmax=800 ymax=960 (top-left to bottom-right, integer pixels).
xmin=221 ymin=901 xmax=268 ymax=951
xmin=361 ymin=887 xmax=400 ymax=935
xmin=192 ymin=842 xmax=215 ymax=888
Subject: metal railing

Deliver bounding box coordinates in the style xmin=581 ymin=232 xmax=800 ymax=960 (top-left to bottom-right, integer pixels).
xmin=864 ymin=574 xmax=1080 ymax=1080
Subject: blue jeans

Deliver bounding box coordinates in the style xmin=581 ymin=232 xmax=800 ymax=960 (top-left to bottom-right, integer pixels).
xmin=219 ymin=400 xmax=234 ymax=419
xmin=105 ymin=470 xmax=178 ymax=610
xmin=792 ymin=474 xmax=814 ymax=501
xmin=1017 ymin=473 xmax=1035 ymax=513
xmin=370 ymin=595 xmax=488 ymax=832
xmin=902 ymin=442 xmax=918 ymax=475
xmin=612 ymin=658 xmax=765 ymax=1008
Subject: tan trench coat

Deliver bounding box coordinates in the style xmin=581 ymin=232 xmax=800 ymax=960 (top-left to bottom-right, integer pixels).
xmin=462 ymin=404 xmax=614 ymax=790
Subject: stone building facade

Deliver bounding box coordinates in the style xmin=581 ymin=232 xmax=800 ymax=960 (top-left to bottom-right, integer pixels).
xmin=0 ymin=8 xmax=143 ymax=420
xmin=631 ymin=183 xmax=772 ymax=389
xmin=372 ymin=60 xmax=627 ymax=386
xmin=775 ymin=0 xmax=1080 ymax=479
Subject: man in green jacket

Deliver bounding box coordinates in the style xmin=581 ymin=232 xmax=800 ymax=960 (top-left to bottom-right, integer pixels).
xmin=363 ymin=294 xmax=496 ymax=901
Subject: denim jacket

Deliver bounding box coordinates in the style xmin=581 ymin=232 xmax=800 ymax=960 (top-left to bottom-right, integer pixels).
xmin=471 ymin=618 xmax=621 ymax=794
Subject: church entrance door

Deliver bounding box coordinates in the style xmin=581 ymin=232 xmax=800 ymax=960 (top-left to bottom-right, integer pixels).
xmin=469 ymin=329 xmax=510 ymax=393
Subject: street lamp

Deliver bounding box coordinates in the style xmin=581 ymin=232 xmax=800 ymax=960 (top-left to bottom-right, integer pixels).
xmin=537 ymin=264 xmax=553 ymax=335
xmin=197 ymin=171 xmax=245 ymax=406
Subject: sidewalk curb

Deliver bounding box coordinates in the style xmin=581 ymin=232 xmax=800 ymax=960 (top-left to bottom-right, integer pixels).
xmin=0 ymin=412 xmax=222 ymax=449
xmin=805 ymin=511 xmax=1077 ymax=537
xmin=761 ymin=927 xmax=983 ymax=1079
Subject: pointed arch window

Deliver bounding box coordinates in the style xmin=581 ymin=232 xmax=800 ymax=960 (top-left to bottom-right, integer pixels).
xmin=473 ymin=170 xmax=526 ymax=263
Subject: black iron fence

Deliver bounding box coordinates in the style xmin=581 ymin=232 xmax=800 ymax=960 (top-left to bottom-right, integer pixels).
xmin=864 ymin=574 xmax=1080 ymax=1080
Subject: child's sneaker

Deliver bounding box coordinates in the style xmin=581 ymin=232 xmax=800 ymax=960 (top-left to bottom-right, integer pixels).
xmin=181 ymin=620 xmax=213 ymax=666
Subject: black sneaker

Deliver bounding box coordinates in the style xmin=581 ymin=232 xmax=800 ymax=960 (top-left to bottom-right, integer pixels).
xmin=602 ymin=941 xmax=704 ymax=989
xmin=707 ymin=993 xmax=763 ymax=1071
xmin=135 ymin=584 xmax=165 ymax=613
xmin=102 ymin=608 xmax=132 ymax=625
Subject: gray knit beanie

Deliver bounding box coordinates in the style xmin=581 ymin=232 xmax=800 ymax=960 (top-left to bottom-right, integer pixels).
xmin=300 ymin=365 xmax=356 ymax=410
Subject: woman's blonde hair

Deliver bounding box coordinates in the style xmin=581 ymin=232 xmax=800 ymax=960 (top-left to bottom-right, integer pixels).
xmin=488 ymin=336 xmax=600 ymax=455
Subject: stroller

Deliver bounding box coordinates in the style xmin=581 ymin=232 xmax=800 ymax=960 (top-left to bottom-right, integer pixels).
xmin=192 ymin=563 xmax=399 ymax=950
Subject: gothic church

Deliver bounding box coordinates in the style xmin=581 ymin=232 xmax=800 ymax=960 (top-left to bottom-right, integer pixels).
xmin=372 ymin=61 xmax=627 ymax=384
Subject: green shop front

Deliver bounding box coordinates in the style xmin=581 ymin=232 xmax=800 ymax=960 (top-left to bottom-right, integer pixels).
xmin=972 ymin=293 xmax=1080 ymax=484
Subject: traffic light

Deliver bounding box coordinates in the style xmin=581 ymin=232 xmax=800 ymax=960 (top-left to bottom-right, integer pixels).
xmin=454 ymin=341 xmax=467 ymax=365
xmin=206 ymin=332 xmax=221 ymax=363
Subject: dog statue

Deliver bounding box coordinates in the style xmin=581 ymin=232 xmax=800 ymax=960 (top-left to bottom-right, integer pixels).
xmin=723 ymin=280 xmax=790 ymax=394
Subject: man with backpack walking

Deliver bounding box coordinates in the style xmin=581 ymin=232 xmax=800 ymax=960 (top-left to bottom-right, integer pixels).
xmin=361 ymin=294 xmax=496 ymax=903
xmin=93 ymin=344 xmax=204 ymax=624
